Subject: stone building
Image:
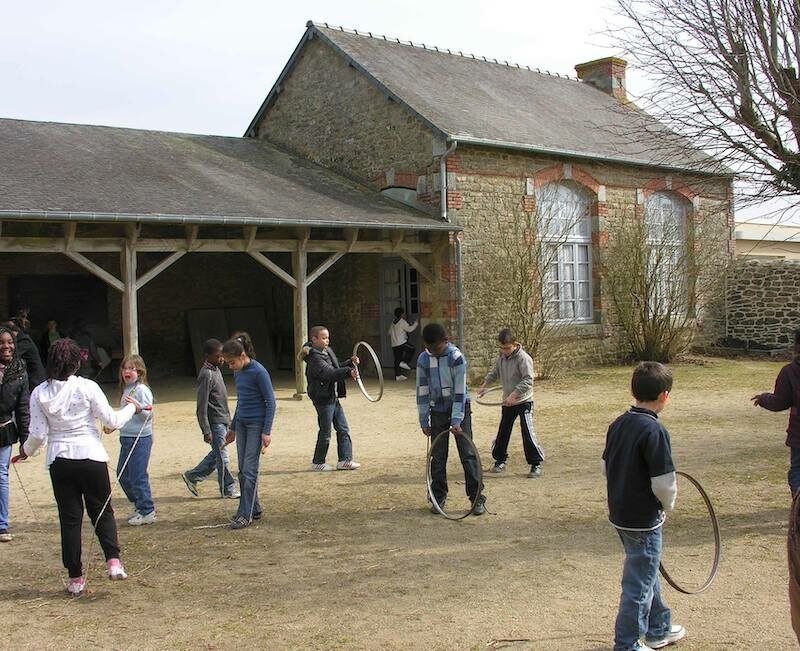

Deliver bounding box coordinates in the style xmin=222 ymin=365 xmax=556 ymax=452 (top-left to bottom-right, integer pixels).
xmin=0 ymin=22 xmax=734 ymax=387
xmin=248 ymin=22 xmax=734 ymax=373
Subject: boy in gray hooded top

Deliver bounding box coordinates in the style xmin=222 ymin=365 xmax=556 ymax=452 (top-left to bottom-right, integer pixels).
xmin=477 ymin=328 xmax=544 ymax=478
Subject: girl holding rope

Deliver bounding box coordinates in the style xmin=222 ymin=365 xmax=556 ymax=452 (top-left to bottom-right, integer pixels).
xmin=15 ymin=338 xmax=141 ymax=595
xmin=109 ymin=355 xmax=156 ymax=526
xmin=0 ymin=325 xmax=30 ymax=542
xmin=222 ymin=333 xmax=275 ymax=530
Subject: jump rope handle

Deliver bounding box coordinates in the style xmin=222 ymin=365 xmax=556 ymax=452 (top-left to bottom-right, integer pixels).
xmin=11 ymin=454 xmax=25 ymax=464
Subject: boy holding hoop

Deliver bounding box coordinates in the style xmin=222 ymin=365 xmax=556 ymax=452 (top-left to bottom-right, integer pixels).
xmin=416 ymin=323 xmax=485 ymax=515
xmin=301 ymin=326 xmax=361 ymax=472
xmin=477 ymin=328 xmax=544 ymax=477
xmin=603 ymin=362 xmax=684 ymax=650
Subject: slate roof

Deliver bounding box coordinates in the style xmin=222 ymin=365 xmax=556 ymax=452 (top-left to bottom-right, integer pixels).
xmin=0 ymin=118 xmax=452 ymax=230
xmin=248 ymin=23 xmax=727 ymax=175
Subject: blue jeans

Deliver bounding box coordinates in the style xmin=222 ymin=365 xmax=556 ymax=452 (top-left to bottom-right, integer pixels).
xmin=235 ymin=420 xmax=263 ymax=520
xmin=0 ymin=445 xmax=10 ymax=530
xmin=185 ymin=423 xmax=236 ymax=495
xmin=789 ymin=446 xmax=800 ymax=494
xmin=614 ymin=527 xmax=671 ymax=651
xmin=118 ymin=436 xmax=155 ymax=515
xmin=312 ymin=400 xmax=352 ymax=464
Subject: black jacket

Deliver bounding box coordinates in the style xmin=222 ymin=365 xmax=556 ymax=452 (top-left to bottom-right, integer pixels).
xmin=0 ymin=357 xmax=30 ymax=447
xmin=303 ymin=345 xmax=353 ymax=406
xmin=15 ymin=332 xmax=45 ymax=388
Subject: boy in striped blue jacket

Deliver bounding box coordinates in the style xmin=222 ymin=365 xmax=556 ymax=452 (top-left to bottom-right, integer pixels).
xmin=416 ymin=323 xmax=485 ymax=515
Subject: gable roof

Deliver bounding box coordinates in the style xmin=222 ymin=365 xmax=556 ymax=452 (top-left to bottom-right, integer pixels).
xmin=0 ymin=118 xmax=452 ymax=231
xmin=248 ymin=23 xmax=727 ymax=176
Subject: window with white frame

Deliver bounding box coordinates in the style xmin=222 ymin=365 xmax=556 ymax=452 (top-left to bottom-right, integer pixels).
xmin=537 ymin=182 xmax=593 ymax=322
xmin=644 ymin=191 xmax=689 ymax=312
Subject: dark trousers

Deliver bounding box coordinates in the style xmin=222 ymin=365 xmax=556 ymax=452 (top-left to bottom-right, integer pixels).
xmin=49 ymin=457 xmax=121 ymax=578
xmin=429 ymin=401 xmax=482 ymax=503
xmin=789 ymin=446 xmax=800 ymax=494
xmin=491 ymin=401 xmax=545 ymax=466
xmin=392 ymin=343 xmax=414 ymax=376
xmin=312 ymin=400 xmax=353 ymax=464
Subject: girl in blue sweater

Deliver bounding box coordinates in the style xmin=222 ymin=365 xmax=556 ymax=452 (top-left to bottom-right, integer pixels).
xmin=222 ymin=333 xmax=276 ymax=529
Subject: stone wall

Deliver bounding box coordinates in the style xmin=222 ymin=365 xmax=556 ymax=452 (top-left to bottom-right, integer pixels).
xmin=724 ymin=259 xmax=800 ymax=349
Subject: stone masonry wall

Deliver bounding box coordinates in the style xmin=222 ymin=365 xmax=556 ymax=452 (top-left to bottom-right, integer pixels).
xmin=724 ymin=259 xmax=800 ymax=349
xmin=256 ymin=37 xmax=441 ymax=189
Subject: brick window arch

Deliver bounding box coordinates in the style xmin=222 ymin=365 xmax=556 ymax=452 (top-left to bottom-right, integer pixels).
xmin=536 ymin=181 xmax=594 ymax=322
xmin=644 ymin=190 xmax=691 ymax=312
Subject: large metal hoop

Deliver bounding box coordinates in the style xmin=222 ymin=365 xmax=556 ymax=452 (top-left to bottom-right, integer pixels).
xmin=659 ymin=470 xmax=721 ymax=595
xmin=475 ymin=386 xmax=504 ymax=406
xmin=352 ymin=340 xmax=384 ymax=403
xmin=426 ymin=429 xmax=484 ymax=520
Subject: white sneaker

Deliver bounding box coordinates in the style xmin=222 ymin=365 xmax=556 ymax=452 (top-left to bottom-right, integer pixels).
xmin=395 ymin=375 xmax=407 ymax=381
xmin=336 ymin=460 xmax=361 ymax=470
xmin=646 ymin=625 xmax=686 ymax=649
xmin=128 ymin=511 xmax=156 ymax=526
xmin=106 ymin=558 xmax=128 ymax=580
xmin=65 ymin=576 xmax=86 ymax=596
xmin=399 ymin=362 xmax=411 ymax=371
xmin=310 ymin=463 xmax=334 ymax=472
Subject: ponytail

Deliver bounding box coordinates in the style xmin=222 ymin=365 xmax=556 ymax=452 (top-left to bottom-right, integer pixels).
xmin=223 ymin=331 xmax=256 ymax=359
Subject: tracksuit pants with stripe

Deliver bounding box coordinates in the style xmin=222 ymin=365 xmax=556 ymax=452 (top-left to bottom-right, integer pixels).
xmin=491 ymin=401 xmax=544 ymax=466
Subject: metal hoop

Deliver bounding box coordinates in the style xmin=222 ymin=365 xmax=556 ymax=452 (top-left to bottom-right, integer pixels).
xmin=475 ymin=385 xmax=504 ymax=406
xmin=352 ymin=340 xmax=384 ymax=402
xmin=426 ymin=428 xmax=484 ymax=520
xmin=659 ymin=470 xmax=721 ymax=595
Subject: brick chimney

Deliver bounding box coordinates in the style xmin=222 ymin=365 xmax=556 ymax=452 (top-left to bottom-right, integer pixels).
xmin=574 ymin=57 xmax=627 ymax=102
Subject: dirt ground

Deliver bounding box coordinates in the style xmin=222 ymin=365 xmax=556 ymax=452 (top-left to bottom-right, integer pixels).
xmin=2 ymin=357 xmax=797 ymax=649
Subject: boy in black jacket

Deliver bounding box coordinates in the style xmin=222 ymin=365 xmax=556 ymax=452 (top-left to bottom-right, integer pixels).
xmin=300 ymin=325 xmax=361 ymax=471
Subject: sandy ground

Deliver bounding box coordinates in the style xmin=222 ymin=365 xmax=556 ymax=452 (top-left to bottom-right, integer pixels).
xmin=1 ymin=358 xmax=797 ymax=650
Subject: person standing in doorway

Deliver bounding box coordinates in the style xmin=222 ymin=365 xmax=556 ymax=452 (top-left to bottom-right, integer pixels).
xmin=388 ymin=307 xmax=418 ymax=382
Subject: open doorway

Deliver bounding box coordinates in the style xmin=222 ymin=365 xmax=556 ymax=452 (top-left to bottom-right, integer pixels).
xmin=378 ymin=258 xmax=420 ymax=366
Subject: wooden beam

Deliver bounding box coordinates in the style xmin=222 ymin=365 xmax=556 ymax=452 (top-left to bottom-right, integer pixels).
xmin=292 ymin=247 xmax=308 ymax=398
xmin=248 ymin=251 xmax=297 ymax=288
xmin=244 ymin=225 xmax=257 ymax=251
xmin=296 ymin=226 xmax=310 ymax=249
xmin=125 ymin=222 xmax=141 ymax=246
xmin=390 ymin=229 xmax=405 ymax=251
xmin=0 ymin=237 xmax=433 ymax=255
xmin=185 ymin=224 xmax=199 ymax=251
xmin=306 ymin=252 xmax=345 ymax=286
xmin=399 ymin=252 xmax=435 ymax=283
xmin=63 ymin=222 xmax=76 ymax=250
xmin=64 ymin=251 xmax=124 ymax=292
xmin=343 ymin=228 xmax=359 ymax=252
xmin=136 ymin=250 xmax=186 ymax=290
xmin=121 ymin=240 xmax=139 ymax=355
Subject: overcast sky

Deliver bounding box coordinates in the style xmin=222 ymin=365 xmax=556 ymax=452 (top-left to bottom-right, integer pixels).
xmin=0 ymin=1 xmax=792 ymax=223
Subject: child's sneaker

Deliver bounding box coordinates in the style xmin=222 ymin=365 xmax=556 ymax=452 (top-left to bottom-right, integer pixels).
xmin=128 ymin=510 xmax=156 ymax=526
xmin=336 ymin=460 xmax=361 ymax=470
xmin=106 ymin=558 xmax=128 ymax=580
xmin=223 ymin=489 xmax=241 ymax=499
xmin=65 ymin=576 xmax=86 ymax=596
xmin=527 ymin=464 xmax=542 ymax=478
xmin=310 ymin=463 xmax=334 ymax=472
xmin=399 ymin=361 xmax=412 ymax=371
xmin=491 ymin=462 xmax=506 ymax=473
xmin=0 ymin=529 xmax=13 ymax=542
xmin=645 ymin=625 xmax=686 ymax=649
xmin=395 ymin=375 xmax=408 ymax=381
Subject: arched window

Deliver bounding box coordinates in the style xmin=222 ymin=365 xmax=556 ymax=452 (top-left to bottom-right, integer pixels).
xmin=536 ymin=182 xmax=594 ymax=322
xmin=644 ymin=191 xmax=690 ymax=310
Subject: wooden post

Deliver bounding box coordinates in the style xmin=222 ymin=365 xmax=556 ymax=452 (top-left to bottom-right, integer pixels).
xmin=292 ymin=243 xmax=308 ymax=399
xmin=121 ymin=239 xmax=139 ymax=355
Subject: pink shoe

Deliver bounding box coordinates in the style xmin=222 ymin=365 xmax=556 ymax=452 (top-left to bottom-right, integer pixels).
xmin=107 ymin=558 xmax=128 ymax=580
xmin=65 ymin=576 xmax=86 ymax=596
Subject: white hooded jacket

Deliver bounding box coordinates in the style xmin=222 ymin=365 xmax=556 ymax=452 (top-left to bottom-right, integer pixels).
xmin=24 ymin=375 xmax=136 ymax=468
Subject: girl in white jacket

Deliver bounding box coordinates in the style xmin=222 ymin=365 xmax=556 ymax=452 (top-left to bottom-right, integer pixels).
xmin=16 ymin=338 xmax=141 ymax=595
